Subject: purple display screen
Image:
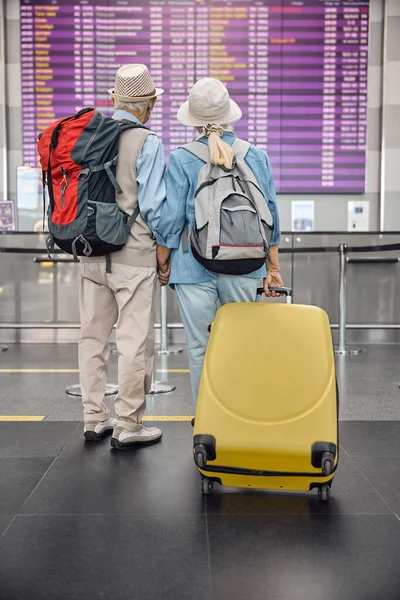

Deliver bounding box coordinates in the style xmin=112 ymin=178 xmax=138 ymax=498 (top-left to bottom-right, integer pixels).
xmin=20 ymin=0 xmax=369 ymax=193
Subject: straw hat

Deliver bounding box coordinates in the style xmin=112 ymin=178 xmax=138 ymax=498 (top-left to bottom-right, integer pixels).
xmin=108 ymin=64 xmax=164 ymax=102
xmin=177 ymin=78 xmax=242 ymax=127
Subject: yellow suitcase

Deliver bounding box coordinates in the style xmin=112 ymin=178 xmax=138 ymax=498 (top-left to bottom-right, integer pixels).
xmin=193 ymin=288 xmax=338 ymax=501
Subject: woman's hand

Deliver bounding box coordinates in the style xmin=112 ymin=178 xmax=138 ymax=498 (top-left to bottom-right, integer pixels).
xmin=264 ymin=271 xmax=284 ymax=297
xmin=264 ymin=245 xmax=283 ymax=297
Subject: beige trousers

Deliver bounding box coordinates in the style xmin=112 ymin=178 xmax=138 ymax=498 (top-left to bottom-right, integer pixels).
xmin=78 ymin=262 xmax=156 ymax=431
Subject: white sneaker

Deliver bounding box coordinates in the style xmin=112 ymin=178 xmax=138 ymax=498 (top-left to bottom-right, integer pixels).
xmin=84 ymin=418 xmax=117 ymax=442
xmin=111 ymin=425 xmax=163 ymax=450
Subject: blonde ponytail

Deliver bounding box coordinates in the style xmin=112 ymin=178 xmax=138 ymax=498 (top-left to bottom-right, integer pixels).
xmin=202 ymin=124 xmax=234 ymax=169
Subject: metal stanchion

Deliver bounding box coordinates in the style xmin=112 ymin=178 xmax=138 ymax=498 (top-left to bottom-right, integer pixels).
xmin=107 ymin=327 xmax=176 ymax=395
xmin=67 ymin=359 xmax=176 ymax=397
xmin=149 ymin=371 xmax=176 ymax=394
xmin=149 ymin=353 xmax=176 ymax=394
xmin=52 ymin=262 xmax=58 ymax=322
xmin=66 ymin=383 xmax=118 ymax=397
xmin=335 ymin=243 xmax=361 ymax=356
xmin=156 ymin=286 xmax=183 ymax=355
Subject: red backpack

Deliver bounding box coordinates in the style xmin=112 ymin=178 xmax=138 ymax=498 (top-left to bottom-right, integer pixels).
xmin=38 ymin=107 xmax=147 ymax=269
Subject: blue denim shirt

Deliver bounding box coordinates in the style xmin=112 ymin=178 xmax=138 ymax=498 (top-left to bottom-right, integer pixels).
xmin=155 ymin=132 xmax=281 ymax=286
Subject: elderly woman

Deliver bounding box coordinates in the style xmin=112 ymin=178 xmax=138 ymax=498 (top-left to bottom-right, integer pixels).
xmin=156 ymin=78 xmax=282 ymax=407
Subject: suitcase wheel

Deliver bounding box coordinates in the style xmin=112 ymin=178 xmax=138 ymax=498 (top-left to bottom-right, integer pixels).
xmin=202 ymin=478 xmax=214 ymax=495
xmin=318 ymin=484 xmax=330 ymax=502
xmin=321 ymin=452 xmax=335 ymax=476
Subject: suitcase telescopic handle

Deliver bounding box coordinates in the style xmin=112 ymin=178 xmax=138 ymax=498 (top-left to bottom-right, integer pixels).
xmin=257 ymin=287 xmax=293 ymax=297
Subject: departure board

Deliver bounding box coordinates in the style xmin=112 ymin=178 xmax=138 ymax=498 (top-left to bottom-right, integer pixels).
xmin=20 ymin=0 xmax=369 ymax=193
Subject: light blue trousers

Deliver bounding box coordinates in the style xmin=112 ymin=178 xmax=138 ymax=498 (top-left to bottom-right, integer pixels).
xmin=175 ymin=276 xmax=258 ymax=408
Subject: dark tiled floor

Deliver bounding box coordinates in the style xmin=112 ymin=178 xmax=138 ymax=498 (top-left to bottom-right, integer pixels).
xmin=0 ymin=458 xmax=53 ymax=514
xmin=207 ymin=515 xmax=400 ymax=600
xmin=1 ymin=422 xmax=400 ymax=599
xmin=21 ymin=424 xmax=204 ymax=517
xmin=1 ymin=343 xmax=400 ymax=598
xmin=0 ymin=422 xmax=79 ymax=458
xmin=0 ymin=515 xmax=209 ymax=600
xmin=340 ymin=421 xmax=400 ymax=457
xmin=0 ymin=516 xmax=13 ymax=537
xmin=351 ymin=456 xmax=400 ymax=517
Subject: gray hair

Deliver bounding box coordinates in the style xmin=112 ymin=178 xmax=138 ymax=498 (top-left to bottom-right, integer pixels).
xmin=114 ymin=99 xmax=153 ymax=116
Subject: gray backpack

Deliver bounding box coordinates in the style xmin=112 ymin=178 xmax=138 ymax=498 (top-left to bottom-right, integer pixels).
xmin=181 ymin=139 xmax=273 ymax=275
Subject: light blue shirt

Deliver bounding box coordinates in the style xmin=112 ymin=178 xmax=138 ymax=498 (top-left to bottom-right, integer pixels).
xmin=113 ymin=110 xmax=166 ymax=236
xmin=154 ymin=131 xmax=281 ymax=287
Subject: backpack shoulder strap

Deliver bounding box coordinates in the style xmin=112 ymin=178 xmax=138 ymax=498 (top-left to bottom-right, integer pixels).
xmin=117 ymin=120 xmax=154 ymax=148
xmin=180 ymin=141 xmax=210 ymax=163
xmin=232 ymin=138 xmax=251 ymax=158
xmin=127 ymin=205 xmax=140 ymax=229
xmin=117 ymin=120 xmax=150 ymax=133
xmin=232 ymin=139 xmax=261 ymax=188
xmin=117 ymin=124 xmax=149 ymax=228
xmin=178 ymin=141 xmax=209 ymax=253
xmin=89 ymin=122 xmax=152 ymax=195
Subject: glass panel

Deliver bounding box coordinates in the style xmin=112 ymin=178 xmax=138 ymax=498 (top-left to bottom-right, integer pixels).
xmin=1 ymin=233 xmax=399 ymax=327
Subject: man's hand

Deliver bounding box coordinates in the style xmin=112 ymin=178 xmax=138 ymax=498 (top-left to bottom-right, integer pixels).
xmin=157 ymin=261 xmax=170 ymax=286
xmin=264 ymin=271 xmax=284 ymax=297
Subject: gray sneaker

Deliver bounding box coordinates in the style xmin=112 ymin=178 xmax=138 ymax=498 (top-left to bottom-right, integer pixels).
xmin=111 ymin=424 xmax=163 ymax=450
xmin=84 ymin=418 xmax=117 ymax=442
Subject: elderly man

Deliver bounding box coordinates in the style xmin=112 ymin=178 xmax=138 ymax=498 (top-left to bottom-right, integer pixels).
xmin=79 ymin=64 xmax=165 ymax=449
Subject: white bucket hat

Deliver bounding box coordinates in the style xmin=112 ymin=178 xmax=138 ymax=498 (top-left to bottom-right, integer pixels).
xmin=108 ymin=64 xmax=164 ymax=102
xmin=177 ymin=78 xmax=242 ymax=127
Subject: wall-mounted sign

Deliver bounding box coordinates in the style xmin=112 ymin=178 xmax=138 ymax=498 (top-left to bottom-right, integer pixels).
xmin=0 ymin=201 xmax=16 ymax=231
xmin=17 ymin=166 xmax=41 ymax=211
xmin=291 ymin=201 xmax=315 ymax=232
xmin=348 ymin=200 xmax=370 ymax=231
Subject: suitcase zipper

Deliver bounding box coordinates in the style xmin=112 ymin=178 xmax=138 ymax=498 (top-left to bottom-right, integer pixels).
xmin=196 ymin=462 xmax=338 ymax=479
